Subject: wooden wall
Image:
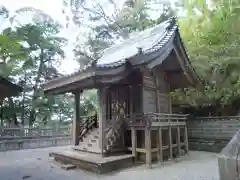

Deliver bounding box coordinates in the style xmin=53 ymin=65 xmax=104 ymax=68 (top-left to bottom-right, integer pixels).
xmin=156 ymin=70 xmax=171 ymax=113
xmin=142 ymin=68 xmax=171 ymax=114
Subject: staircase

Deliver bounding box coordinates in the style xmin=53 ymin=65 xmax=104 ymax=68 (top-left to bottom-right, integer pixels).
xmin=73 ymin=114 xmax=102 ymax=154
xmin=73 ymin=128 xmax=101 ymax=153
xmin=73 ymin=114 xmax=126 ymax=155
xmin=51 ymin=115 xmax=135 ymax=174
xmin=104 ymin=116 xmax=125 ymax=154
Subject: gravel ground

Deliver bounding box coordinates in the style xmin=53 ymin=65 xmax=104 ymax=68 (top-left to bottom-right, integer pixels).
xmin=0 ymin=146 xmax=219 ymax=180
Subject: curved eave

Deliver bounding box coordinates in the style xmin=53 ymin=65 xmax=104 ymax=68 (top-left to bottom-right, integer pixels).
xmin=0 ymin=77 xmax=22 ymax=99
xmin=176 ymin=29 xmax=203 ymax=87
xmin=143 ymin=28 xmax=202 ymax=89
xmin=43 ymin=64 xmax=129 ymax=95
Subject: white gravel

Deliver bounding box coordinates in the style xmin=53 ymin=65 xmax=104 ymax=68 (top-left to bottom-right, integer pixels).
xmin=0 ymin=146 xmax=219 ymax=180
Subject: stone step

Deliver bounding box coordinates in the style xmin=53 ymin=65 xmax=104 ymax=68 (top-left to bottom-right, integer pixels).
xmin=94 ymin=135 xmax=99 ymax=139
xmin=90 ymin=139 xmax=97 ymax=143
xmin=61 ymin=164 xmax=77 ymax=170
xmin=73 ymin=145 xmax=102 ymax=154
xmin=87 ymin=143 xmax=92 ymax=147
xmin=82 ymin=147 xmax=88 ymax=151
xmin=51 ymin=150 xmax=135 ymax=174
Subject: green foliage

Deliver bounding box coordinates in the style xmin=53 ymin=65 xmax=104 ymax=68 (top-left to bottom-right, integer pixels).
xmin=0 ymin=6 xmax=72 ymax=127
xmin=69 ymin=0 xmax=177 ymax=68
xmin=171 ymin=0 xmax=240 ymax=114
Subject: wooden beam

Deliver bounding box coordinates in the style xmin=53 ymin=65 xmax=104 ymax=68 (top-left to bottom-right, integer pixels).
xmin=177 ymin=127 xmax=181 ymax=157
xmin=72 ymin=91 xmax=81 ymax=146
xmin=154 ymin=71 xmax=161 ymax=113
xmin=98 ymin=88 xmax=107 ymax=156
xmin=145 ymin=128 xmax=152 ymax=168
xmin=184 ymin=125 xmax=189 ymax=153
xmin=131 ymin=127 xmax=137 ymax=157
xmin=177 ymin=37 xmax=199 ymax=84
xmin=129 ymin=86 xmax=133 ymax=114
xmin=158 ymin=127 xmax=163 ymax=162
xmin=168 ymin=84 xmax=172 ymax=113
xmin=173 ymin=45 xmax=194 ymax=85
xmin=168 ymin=127 xmax=173 ymax=160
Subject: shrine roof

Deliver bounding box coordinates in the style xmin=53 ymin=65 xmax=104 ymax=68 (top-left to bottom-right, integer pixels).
xmin=43 ymin=17 xmax=201 ymax=94
xmin=96 ymin=20 xmax=169 ymax=67
xmin=0 ymin=76 xmax=22 ymax=100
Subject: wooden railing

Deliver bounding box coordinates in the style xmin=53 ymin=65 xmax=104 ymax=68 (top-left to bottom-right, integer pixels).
xmin=125 ymin=113 xmax=188 ymax=127
xmin=104 ymin=117 xmax=124 ymax=152
xmin=78 ymin=114 xmax=98 ymax=142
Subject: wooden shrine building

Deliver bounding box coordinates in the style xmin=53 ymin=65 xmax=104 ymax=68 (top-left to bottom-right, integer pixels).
xmin=0 ymin=76 xmax=22 ymax=101
xmin=44 ymin=17 xmax=200 ymax=173
xmin=0 ymin=75 xmax=22 ymax=127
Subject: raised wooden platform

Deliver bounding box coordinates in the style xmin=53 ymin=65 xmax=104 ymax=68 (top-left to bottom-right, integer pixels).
xmin=50 ymin=150 xmax=135 ymax=174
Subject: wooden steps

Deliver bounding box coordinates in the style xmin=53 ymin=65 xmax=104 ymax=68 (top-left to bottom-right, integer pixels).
xmin=50 ymin=150 xmax=135 ymax=174
xmin=76 ymin=128 xmax=102 ymax=154
xmin=73 ymin=145 xmax=102 ymax=154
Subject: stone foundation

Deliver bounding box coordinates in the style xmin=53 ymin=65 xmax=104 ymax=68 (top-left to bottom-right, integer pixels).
xmin=218 ymin=129 xmax=240 ymax=180
xmin=51 ymin=150 xmax=135 ymax=174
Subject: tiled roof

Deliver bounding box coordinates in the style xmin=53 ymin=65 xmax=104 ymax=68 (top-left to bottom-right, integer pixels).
xmin=44 ymin=17 xmax=178 ymax=87
xmin=0 ymin=76 xmax=22 ymax=93
xmin=96 ymin=19 xmax=175 ymax=68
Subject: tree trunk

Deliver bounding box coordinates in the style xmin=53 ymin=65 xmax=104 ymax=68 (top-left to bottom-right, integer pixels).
xmin=8 ymin=97 xmax=18 ymax=126
xmin=28 ymin=50 xmax=45 ymax=127
xmin=0 ymin=101 xmax=3 ymax=127
xmin=21 ymin=71 xmax=27 ymax=125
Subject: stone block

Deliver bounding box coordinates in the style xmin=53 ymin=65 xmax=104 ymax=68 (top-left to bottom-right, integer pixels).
xmin=218 ymin=129 xmax=240 ymax=180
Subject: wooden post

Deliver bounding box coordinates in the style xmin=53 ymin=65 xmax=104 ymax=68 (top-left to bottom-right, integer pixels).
xmin=72 ymin=91 xmax=81 ymax=146
xmin=145 ymin=128 xmax=152 ymax=167
xmin=153 ymin=71 xmax=160 ymax=113
xmin=0 ymin=101 xmax=3 ymax=127
xmin=157 ymin=127 xmax=163 ymax=162
xmin=168 ymin=84 xmax=172 ymax=113
xmin=184 ymin=125 xmax=189 ymax=153
xmin=131 ymin=127 xmax=137 ymax=157
xmin=98 ymin=88 xmax=107 ymax=156
xmin=177 ymin=126 xmax=181 ymax=157
xmin=129 ymin=86 xmax=133 ymax=114
xmin=168 ymin=126 xmax=173 ymax=160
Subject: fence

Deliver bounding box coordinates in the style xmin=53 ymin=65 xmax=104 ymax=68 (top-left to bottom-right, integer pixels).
xmin=187 ymin=116 xmax=240 ymax=152
xmin=0 ymin=126 xmax=72 ymax=151
xmin=2 ymin=116 xmax=239 ymax=153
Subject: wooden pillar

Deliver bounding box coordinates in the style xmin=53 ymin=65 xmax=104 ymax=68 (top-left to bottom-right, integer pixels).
xmin=98 ymin=88 xmax=107 ymax=156
xmin=129 ymin=86 xmax=133 ymax=114
xmin=184 ymin=125 xmax=189 ymax=153
xmin=0 ymin=101 xmax=3 ymax=127
xmin=131 ymin=127 xmax=137 ymax=157
xmin=72 ymin=91 xmax=81 ymax=146
xmin=145 ymin=128 xmax=152 ymax=167
xmin=177 ymin=126 xmax=181 ymax=157
xmin=157 ymin=127 xmax=163 ymax=162
xmin=154 ymin=71 xmax=160 ymax=113
xmin=168 ymin=126 xmax=173 ymax=160
xmin=168 ymin=84 xmax=172 ymax=113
